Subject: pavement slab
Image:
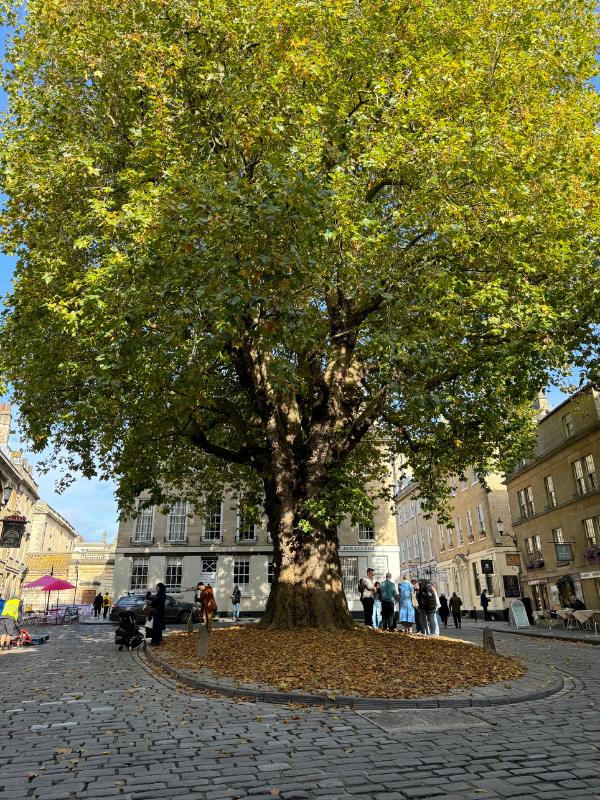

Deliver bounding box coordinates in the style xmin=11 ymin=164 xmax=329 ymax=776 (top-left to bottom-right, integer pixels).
xmin=1 ymin=624 xmax=599 ymax=799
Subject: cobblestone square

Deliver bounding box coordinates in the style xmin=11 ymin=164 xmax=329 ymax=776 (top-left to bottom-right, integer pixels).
xmin=1 ymin=624 xmax=599 ymax=799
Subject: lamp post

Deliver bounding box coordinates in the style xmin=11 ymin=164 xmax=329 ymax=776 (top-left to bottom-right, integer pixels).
xmin=497 ymin=518 xmax=522 ymax=598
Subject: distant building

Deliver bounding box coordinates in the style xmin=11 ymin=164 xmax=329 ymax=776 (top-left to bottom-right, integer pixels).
xmin=113 ymin=481 xmax=400 ymax=616
xmin=395 ymin=464 xmax=519 ymax=619
xmin=30 ymin=501 xmax=83 ymax=553
xmin=0 ymin=402 xmax=40 ymax=598
xmin=505 ymin=386 xmax=600 ymax=611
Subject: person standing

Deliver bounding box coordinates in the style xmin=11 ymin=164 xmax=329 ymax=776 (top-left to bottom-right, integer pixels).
xmin=143 ymin=591 xmax=154 ymax=640
xmin=398 ymin=576 xmax=416 ymax=634
xmin=194 ymin=582 xmax=205 ymax=623
xmin=372 ymin=581 xmax=382 ymax=629
xmin=150 ymin=583 xmax=167 ymax=646
xmin=480 ymin=590 xmax=490 ymax=621
xmin=0 ymin=593 xmax=5 ymax=616
xmin=417 ymin=579 xmax=438 ymax=636
xmin=411 ymin=579 xmax=422 ymax=632
xmin=102 ymin=592 xmax=111 ymax=619
xmin=438 ymin=594 xmax=450 ymax=627
xmin=450 ymin=592 xmax=463 ymax=629
xmin=201 ymin=583 xmax=217 ymax=632
xmin=93 ymin=592 xmax=103 ymax=619
xmin=359 ymin=568 xmax=376 ymax=628
xmin=231 ymin=585 xmax=241 ymax=621
xmin=380 ymin=573 xmax=398 ymax=632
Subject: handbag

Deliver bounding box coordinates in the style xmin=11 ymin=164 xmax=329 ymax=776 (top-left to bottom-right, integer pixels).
xmin=411 ymin=592 xmax=419 ymax=609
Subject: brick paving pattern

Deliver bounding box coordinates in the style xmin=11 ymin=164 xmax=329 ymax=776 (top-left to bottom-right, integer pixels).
xmin=1 ymin=624 xmax=599 ymax=800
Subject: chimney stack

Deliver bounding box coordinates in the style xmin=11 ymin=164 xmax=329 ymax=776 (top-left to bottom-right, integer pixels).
xmin=0 ymin=402 xmax=12 ymax=447
xmin=533 ymin=391 xmax=551 ymax=420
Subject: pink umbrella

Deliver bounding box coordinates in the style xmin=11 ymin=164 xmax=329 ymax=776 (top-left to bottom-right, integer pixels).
xmin=22 ymin=575 xmax=76 ymax=620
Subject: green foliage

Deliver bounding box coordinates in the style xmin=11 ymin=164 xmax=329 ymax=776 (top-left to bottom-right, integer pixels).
xmin=0 ymin=0 xmax=598 ymax=523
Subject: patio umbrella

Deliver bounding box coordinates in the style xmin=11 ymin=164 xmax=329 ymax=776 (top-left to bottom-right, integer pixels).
xmin=22 ymin=575 xmax=76 ymax=619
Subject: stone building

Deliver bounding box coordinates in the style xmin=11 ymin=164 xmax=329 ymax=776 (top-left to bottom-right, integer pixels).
xmin=505 ymin=386 xmax=600 ymax=611
xmin=113 ymin=484 xmax=400 ymax=617
xmin=0 ymin=402 xmax=40 ymax=598
xmin=395 ymin=463 xmax=519 ymax=619
xmin=30 ymin=501 xmax=83 ymax=553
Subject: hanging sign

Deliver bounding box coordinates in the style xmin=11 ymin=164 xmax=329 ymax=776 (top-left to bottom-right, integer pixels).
xmin=0 ymin=515 xmax=27 ymax=548
xmin=555 ymin=543 xmax=573 ymax=563
xmin=505 ymin=553 xmax=521 ymax=567
xmin=481 ymin=559 xmax=494 ymax=574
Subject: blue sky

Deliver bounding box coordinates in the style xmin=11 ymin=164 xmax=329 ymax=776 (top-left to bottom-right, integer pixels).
xmin=0 ymin=19 xmax=590 ymax=541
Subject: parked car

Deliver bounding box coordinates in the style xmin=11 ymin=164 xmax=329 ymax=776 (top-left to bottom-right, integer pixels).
xmin=109 ymin=594 xmax=198 ymax=624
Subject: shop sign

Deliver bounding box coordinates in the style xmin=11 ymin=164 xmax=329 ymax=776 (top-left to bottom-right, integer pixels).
xmin=555 ymin=543 xmax=573 ymax=563
xmin=0 ymin=515 xmax=27 ymax=548
xmin=339 ymin=545 xmax=375 ymax=552
xmin=503 ymin=575 xmax=520 ymax=598
xmin=580 ymin=570 xmax=600 ymax=580
xmin=505 ymin=553 xmax=521 ymax=567
xmin=481 ymin=559 xmax=494 ymax=574
xmin=527 ymin=578 xmax=547 ymax=586
xmin=371 ymin=555 xmax=388 ymax=582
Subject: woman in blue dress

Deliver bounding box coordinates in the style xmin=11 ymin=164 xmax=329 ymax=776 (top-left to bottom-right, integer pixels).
xmin=397 ymin=576 xmax=415 ymax=633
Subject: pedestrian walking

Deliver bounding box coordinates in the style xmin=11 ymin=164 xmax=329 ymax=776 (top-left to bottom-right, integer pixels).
xmin=480 ymin=590 xmax=491 ymax=621
xmin=372 ymin=581 xmax=382 ymax=629
xmin=398 ymin=576 xmax=416 ymax=633
xmin=359 ymin=568 xmax=376 ymax=628
xmin=102 ymin=592 xmax=111 ymax=619
xmin=231 ymin=585 xmax=241 ymax=621
xmin=417 ymin=579 xmax=438 ymax=636
xmin=438 ymin=594 xmax=449 ymax=627
xmin=150 ymin=583 xmax=167 ymax=646
xmin=380 ymin=573 xmax=398 ymax=631
xmin=201 ymin=583 xmax=217 ymax=632
xmin=93 ymin=592 xmax=103 ymax=618
xmin=449 ymin=592 xmax=463 ymax=629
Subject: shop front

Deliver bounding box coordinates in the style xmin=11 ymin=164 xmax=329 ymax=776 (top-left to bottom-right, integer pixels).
xmin=579 ymin=569 xmax=600 ymax=609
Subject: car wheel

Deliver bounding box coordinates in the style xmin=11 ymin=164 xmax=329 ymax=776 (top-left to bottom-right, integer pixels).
xmin=179 ymin=610 xmax=191 ymax=624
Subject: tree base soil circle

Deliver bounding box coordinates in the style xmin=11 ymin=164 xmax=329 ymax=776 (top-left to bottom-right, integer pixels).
xmin=159 ymin=627 xmax=525 ymax=699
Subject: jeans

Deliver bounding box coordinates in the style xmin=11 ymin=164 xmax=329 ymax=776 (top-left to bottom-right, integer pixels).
xmin=452 ymin=610 xmax=462 ymax=628
xmin=232 ymin=602 xmax=240 ymax=620
xmin=361 ymin=597 xmax=374 ymax=627
xmin=381 ymin=599 xmax=395 ymax=630
xmin=421 ymin=609 xmax=439 ymax=636
xmin=372 ymin=600 xmax=382 ymax=628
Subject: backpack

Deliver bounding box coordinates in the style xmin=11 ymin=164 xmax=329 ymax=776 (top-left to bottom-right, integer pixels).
xmin=357 ymin=577 xmax=365 ymax=596
xmin=420 ymin=582 xmax=437 ymax=612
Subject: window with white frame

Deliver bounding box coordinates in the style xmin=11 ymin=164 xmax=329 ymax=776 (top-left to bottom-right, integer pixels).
xmin=562 ymin=412 xmax=575 ymax=438
xmin=166 ymin=500 xmax=187 ymax=542
xmin=130 ymin=557 xmax=149 ymax=590
xmin=237 ymin=503 xmax=257 ymax=542
xmin=340 ymin=557 xmax=358 ymax=595
xmin=525 ymin=537 xmax=534 ymax=558
xmin=201 ymin=557 xmax=218 ymax=578
xmin=407 ymin=538 xmax=412 ymax=560
xmin=358 ymin=522 xmax=375 ymax=541
xmin=455 ymin=517 xmax=464 ymax=546
xmin=466 ymin=510 xmax=474 ymax=541
xmin=518 ymin=487 xmax=535 ymax=518
xmin=573 ymin=455 xmax=597 ymax=495
xmin=420 ymin=533 xmax=426 ymax=561
xmin=427 ymin=526 xmax=433 ymax=560
xmin=438 ymin=524 xmax=445 ymax=552
xmin=533 ymin=534 xmax=543 ymax=559
xmin=470 ymin=466 xmax=478 ymax=485
xmin=582 ymin=516 xmax=599 ymax=547
xmin=133 ymin=503 xmax=154 ymax=543
xmin=476 ymin=504 xmax=486 ymax=535
xmin=447 ymin=527 xmax=453 ymax=548
xmin=203 ymin=500 xmax=222 ymax=540
xmin=544 ymin=475 xmax=557 ymax=508
xmin=234 ymin=558 xmax=250 ymax=586
xmin=552 ymin=527 xmax=564 ymax=543
xmin=165 ymin=557 xmax=183 ymax=591
xmin=400 ymin=540 xmax=406 ymax=563
xmin=410 ymin=499 xmax=416 ymax=518
xmin=413 ymin=533 xmax=419 ymax=559
xmin=460 ymin=476 xmax=468 ymax=492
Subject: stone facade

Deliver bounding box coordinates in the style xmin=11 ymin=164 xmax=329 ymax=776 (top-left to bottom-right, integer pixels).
xmin=395 ymin=464 xmax=518 ymax=619
xmin=113 ymin=484 xmax=401 ymax=616
xmin=29 ymin=501 xmax=84 ymax=553
xmin=505 ymin=386 xmax=600 ymax=611
xmin=0 ymin=402 xmax=40 ymax=599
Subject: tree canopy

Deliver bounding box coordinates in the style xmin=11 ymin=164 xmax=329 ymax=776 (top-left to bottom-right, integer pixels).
xmin=0 ymin=0 xmax=598 ymax=625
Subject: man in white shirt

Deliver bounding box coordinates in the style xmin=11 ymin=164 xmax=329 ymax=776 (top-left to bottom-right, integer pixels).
xmin=360 ymin=568 xmax=376 ymax=628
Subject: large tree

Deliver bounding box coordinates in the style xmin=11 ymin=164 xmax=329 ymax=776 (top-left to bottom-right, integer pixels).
xmin=0 ymin=0 xmax=598 ymax=628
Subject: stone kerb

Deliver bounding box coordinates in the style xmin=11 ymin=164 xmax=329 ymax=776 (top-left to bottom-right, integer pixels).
xmin=142 ymin=645 xmax=563 ymax=710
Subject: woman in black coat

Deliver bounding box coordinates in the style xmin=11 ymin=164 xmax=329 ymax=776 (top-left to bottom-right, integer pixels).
xmin=150 ymin=583 xmax=167 ymax=646
xmin=438 ymin=594 xmax=450 ymax=627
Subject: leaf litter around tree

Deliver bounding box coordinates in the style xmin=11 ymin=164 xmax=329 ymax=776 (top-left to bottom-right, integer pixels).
xmin=159 ymin=628 xmax=524 ymax=699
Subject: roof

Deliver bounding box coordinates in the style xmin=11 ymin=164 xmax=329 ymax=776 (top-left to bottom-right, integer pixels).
xmin=25 ymin=553 xmax=71 ymax=577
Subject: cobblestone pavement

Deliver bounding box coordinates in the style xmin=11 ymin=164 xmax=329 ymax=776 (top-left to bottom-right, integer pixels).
xmin=1 ymin=624 xmax=599 ymax=800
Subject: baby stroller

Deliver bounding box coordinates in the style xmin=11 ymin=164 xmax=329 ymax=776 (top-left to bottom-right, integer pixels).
xmin=115 ymin=611 xmax=145 ymax=651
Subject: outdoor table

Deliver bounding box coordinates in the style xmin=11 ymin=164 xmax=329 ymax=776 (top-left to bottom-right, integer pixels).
xmin=572 ymin=610 xmax=595 ymax=629
xmin=556 ymin=609 xmax=577 ymax=629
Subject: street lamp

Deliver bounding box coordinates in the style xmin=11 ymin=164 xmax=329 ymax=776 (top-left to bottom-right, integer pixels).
xmin=497 ymin=518 xmax=522 ymax=598
xmin=1 ymin=483 xmax=13 ymax=507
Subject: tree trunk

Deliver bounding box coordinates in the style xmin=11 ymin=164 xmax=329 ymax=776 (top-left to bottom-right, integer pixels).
xmin=259 ymin=479 xmax=355 ymax=630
